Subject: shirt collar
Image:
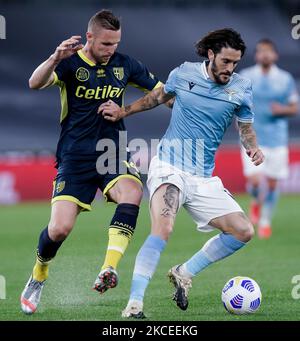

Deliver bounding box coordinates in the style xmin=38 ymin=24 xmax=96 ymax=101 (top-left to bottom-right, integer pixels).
xmin=256 ymin=64 xmax=279 ymax=77
xmin=77 ymin=49 xmax=112 ymax=66
xmin=201 ymin=61 xmax=210 ymax=80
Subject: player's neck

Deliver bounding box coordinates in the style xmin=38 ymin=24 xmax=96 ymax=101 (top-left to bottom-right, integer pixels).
xmin=81 ymin=45 xmax=98 ymax=64
xmin=206 ymin=63 xmax=217 ymax=83
xmin=260 ymin=64 xmax=273 ymax=74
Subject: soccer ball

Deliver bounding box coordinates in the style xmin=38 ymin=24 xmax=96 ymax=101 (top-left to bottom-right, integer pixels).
xmin=221 ymin=276 xmax=262 ymax=315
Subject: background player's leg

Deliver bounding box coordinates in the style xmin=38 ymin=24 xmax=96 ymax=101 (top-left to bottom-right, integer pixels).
xmin=241 ymin=146 xmax=264 ymax=225
xmin=21 ymin=200 xmax=80 ymax=314
xmin=246 ymin=174 xmax=262 ymax=225
xmin=123 ymin=184 xmax=179 ymax=318
xmin=258 ymin=177 xmax=279 ymax=238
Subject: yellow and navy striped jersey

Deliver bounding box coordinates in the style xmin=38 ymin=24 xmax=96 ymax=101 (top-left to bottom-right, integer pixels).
xmin=51 ymin=49 xmax=162 ymax=162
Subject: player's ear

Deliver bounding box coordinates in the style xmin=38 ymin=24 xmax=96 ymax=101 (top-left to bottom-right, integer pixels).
xmin=86 ymin=31 xmax=93 ymax=42
xmin=207 ymin=49 xmax=215 ymax=62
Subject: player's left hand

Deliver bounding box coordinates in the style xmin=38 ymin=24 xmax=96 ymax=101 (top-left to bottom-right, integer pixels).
xmin=98 ymin=100 xmax=124 ymax=121
xmin=271 ymin=102 xmax=285 ymax=116
xmin=246 ymin=148 xmax=264 ymax=166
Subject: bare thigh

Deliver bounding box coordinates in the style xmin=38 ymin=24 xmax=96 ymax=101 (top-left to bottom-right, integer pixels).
xmin=150 ymin=183 xmax=180 ymax=241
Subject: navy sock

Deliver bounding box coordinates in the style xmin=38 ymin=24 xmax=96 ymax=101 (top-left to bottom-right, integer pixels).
xmin=109 ymin=203 xmax=140 ymax=236
xmin=37 ymin=227 xmax=63 ymax=261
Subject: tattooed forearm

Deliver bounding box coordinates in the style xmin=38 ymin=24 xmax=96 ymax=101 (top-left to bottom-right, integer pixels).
xmin=238 ymin=122 xmax=258 ymax=150
xmin=161 ymin=185 xmax=179 ymax=218
xmin=165 ymin=97 xmax=175 ymax=109
xmin=123 ymin=86 xmax=174 ymax=118
xmin=125 ymin=88 xmax=160 ymax=113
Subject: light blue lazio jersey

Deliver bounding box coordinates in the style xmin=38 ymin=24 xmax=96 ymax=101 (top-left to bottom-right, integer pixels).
xmin=159 ymin=61 xmax=254 ymax=177
xmin=240 ymin=65 xmax=299 ymax=148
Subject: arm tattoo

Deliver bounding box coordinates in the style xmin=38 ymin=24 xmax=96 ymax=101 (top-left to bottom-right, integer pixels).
xmin=124 ymin=104 xmax=132 ymax=114
xmin=125 ymin=88 xmax=160 ymax=113
xmin=165 ymin=97 xmax=175 ymax=109
xmin=124 ymin=87 xmax=173 ymax=116
xmin=161 ymin=185 xmax=179 ymax=218
xmin=238 ymin=122 xmax=258 ymax=150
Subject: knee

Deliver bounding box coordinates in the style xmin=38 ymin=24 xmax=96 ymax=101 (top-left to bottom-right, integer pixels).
xmin=236 ymin=221 xmax=255 ymax=242
xmin=48 ymin=220 xmax=74 ymax=241
xmin=151 ymin=221 xmax=174 ymax=241
xmin=118 ymin=184 xmax=143 ymax=205
xmin=268 ymin=180 xmax=278 ymax=191
xmin=248 ymin=176 xmax=260 ymax=188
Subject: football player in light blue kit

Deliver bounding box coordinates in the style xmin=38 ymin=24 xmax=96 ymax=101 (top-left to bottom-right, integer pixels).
xmin=99 ymin=28 xmax=264 ymax=318
xmin=240 ymin=39 xmax=299 ymax=239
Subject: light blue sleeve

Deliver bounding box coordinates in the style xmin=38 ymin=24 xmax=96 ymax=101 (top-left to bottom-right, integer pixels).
xmin=164 ymin=67 xmax=179 ymax=95
xmin=286 ymin=74 xmax=299 ymax=103
xmin=235 ymin=82 xmax=254 ymax=123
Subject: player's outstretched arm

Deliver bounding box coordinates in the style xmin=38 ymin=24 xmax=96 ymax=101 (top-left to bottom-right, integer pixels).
xmin=238 ymin=121 xmax=264 ymax=166
xmin=29 ymin=36 xmax=83 ymax=90
xmin=271 ymin=102 xmax=299 ymax=117
xmin=99 ymin=86 xmax=174 ymax=122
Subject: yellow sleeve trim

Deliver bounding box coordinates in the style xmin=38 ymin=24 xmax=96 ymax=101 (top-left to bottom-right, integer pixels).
xmin=153 ymin=81 xmax=164 ymax=90
xmin=103 ymin=175 xmax=143 ymax=202
xmin=51 ymin=195 xmax=92 ymax=212
xmin=128 ymin=82 xmax=149 ymax=94
xmin=47 ymin=71 xmax=59 ymax=87
xmin=45 ymin=71 xmax=59 ymax=88
xmin=128 ymin=80 xmax=163 ymax=94
xmin=53 ymin=71 xmax=59 ymax=85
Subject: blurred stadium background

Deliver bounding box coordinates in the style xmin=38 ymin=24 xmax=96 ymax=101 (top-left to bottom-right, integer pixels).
xmin=0 ymin=0 xmax=299 ymax=203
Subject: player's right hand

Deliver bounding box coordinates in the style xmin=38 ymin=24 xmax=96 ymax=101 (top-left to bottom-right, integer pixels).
xmin=51 ymin=36 xmax=84 ymax=63
xmin=246 ymin=148 xmax=265 ymax=166
xmin=98 ymin=100 xmax=125 ymax=122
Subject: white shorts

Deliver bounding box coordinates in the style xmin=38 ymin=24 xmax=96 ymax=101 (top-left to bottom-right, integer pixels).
xmin=147 ymin=156 xmax=243 ymax=232
xmin=241 ymin=146 xmax=289 ymax=179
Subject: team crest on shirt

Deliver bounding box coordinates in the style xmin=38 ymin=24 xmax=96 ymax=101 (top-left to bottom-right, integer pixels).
xmin=76 ymin=67 xmax=90 ymax=82
xmin=113 ymin=67 xmax=124 ymax=80
xmin=56 ymin=181 xmax=65 ymax=194
xmin=224 ymin=88 xmax=238 ymax=101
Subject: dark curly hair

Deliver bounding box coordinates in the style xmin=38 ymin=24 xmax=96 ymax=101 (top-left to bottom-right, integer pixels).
xmin=256 ymin=38 xmax=277 ymax=52
xmin=196 ymin=28 xmax=246 ymax=58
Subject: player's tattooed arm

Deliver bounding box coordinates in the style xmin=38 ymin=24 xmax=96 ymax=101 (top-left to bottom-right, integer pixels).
xmin=126 ymin=86 xmax=173 ymax=113
xmin=99 ymin=86 xmax=175 ymax=121
xmin=161 ymin=185 xmax=179 ymax=218
xmin=238 ymin=121 xmax=265 ymax=166
xmin=238 ymin=121 xmax=257 ymax=150
xmin=165 ymin=97 xmax=175 ymax=109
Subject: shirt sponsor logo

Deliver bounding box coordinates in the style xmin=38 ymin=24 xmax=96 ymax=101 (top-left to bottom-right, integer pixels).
xmin=75 ymin=85 xmax=124 ymax=99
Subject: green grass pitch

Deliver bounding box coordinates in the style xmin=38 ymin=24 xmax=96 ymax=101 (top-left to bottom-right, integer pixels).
xmin=0 ymin=195 xmax=300 ymax=321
